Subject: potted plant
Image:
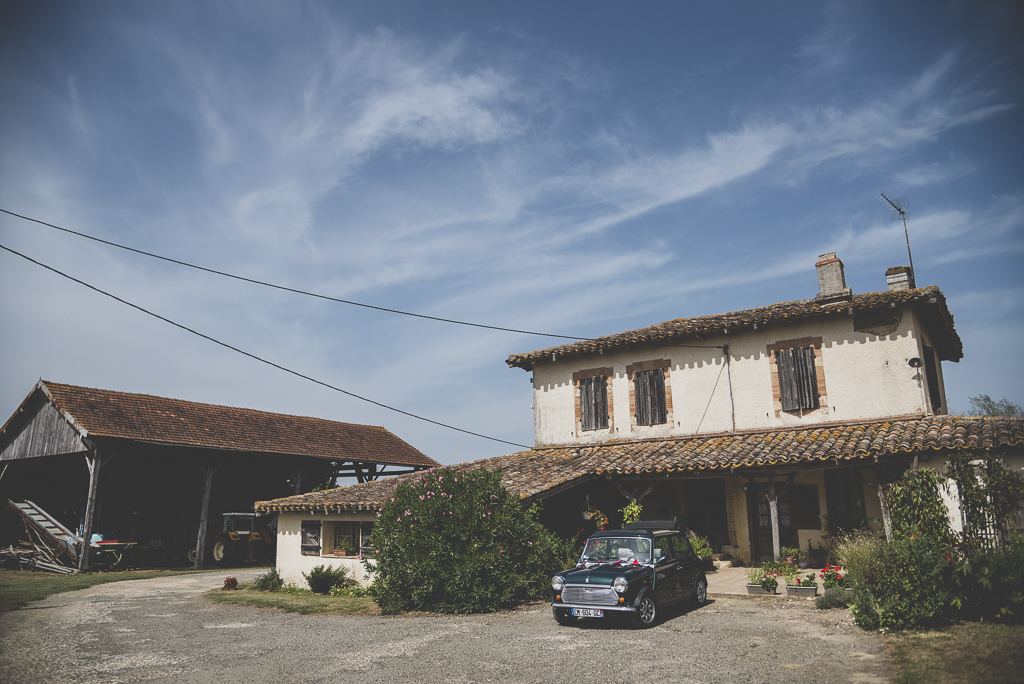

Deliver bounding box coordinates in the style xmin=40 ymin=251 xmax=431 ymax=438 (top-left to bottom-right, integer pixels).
xmin=806 ymin=540 xmax=826 ymax=568
xmin=785 ymin=572 xmax=819 ymax=597
xmin=820 ymin=564 xmax=847 ymax=590
xmin=745 ymin=564 xmax=780 ymax=595
xmin=690 ymin=534 xmax=715 ymax=571
xmin=780 ymin=545 xmax=801 ymax=568
xmin=333 ymin=539 xmax=356 ymax=556
xmin=590 ymin=509 xmax=609 ymax=531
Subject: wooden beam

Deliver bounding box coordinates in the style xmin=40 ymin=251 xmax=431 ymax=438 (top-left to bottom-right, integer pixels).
xmin=78 ymin=449 xmax=101 ymax=572
xmin=193 ymin=458 xmax=223 ymax=568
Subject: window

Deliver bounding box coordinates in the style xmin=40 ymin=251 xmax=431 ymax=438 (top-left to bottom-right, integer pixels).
xmin=573 ymin=367 xmax=613 ymax=434
xmin=333 ymin=521 xmax=375 ymax=556
xmin=580 ymin=376 xmax=609 ymax=431
xmin=789 ymin=484 xmax=821 ymax=529
xmin=672 ymin=536 xmax=696 ymax=560
xmin=300 ymin=520 xmax=321 ymax=556
xmin=923 ymin=345 xmax=942 ymax=410
xmin=777 ymin=347 xmax=819 ymax=411
xmin=824 ymin=469 xmax=866 ymax=531
xmin=634 ymin=369 xmax=667 ymax=425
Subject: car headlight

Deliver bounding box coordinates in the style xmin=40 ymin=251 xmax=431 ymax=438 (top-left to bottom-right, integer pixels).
xmin=551 ymin=576 xmax=565 ymax=592
xmin=612 ymin=576 xmax=629 ymax=594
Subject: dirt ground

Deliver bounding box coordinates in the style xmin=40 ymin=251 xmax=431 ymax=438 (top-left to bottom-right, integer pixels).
xmin=0 ymin=569 xmax=892 ymax=683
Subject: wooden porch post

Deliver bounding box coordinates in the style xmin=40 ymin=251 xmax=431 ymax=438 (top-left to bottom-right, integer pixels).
xmin=194 ymin=459 xmax=223 ymax=568
xmin=766 ymin=476 xmax=781 ymax=562
xmin=78 ymin=448 xmax=101 ymax=572
xmin=863 ymin=476 xmax=893 ymax=541
xmin=289 ymin=469 xmax=307 ymax=495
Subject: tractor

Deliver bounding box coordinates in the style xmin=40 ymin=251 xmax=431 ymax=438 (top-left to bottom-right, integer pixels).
xmin=189 ymin=512 xmax=276 ymax=566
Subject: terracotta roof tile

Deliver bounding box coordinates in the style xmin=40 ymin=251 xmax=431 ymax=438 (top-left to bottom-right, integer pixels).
xmin=29 ymin=381 xmax=437 ymax=468
xmin=506 ymin=286 xmax=962 ymax=368
xmin=256 ymin=415 xmax=1023 ymax=513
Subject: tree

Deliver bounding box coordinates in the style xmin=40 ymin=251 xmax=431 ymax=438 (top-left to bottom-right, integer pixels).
xmin=967 ymin=395 xmax=1023 ymax=418
xmin=365 ymin=467 xmax=573 ymax=614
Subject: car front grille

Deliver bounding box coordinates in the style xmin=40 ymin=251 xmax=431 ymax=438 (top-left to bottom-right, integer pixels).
xmin=562 ymin=586 xmax=617 ymax=606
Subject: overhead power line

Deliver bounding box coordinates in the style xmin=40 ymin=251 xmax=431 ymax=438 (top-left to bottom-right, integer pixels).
xmin=0 ymin=208 xmax=587 ymax=341
xmin=0 ymin=242 xmax=531 ymax=450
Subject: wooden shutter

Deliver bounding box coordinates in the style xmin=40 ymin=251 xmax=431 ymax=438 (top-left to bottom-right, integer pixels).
xmin=300 ymin=520 xmax=321 ymax=556
xmin=580 ymin=376 xmax=608 ymax=431
xmin=923 ymin=345 xmax=941 ymax=409
xmin=777 ymin=347 xmax=819 ymax=411
xmin=634 ymin=369 xmax=667 ymax=425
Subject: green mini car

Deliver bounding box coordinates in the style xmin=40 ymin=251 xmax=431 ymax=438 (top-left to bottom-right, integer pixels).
xmin=550 ymin=521 xmax=708 ymax=628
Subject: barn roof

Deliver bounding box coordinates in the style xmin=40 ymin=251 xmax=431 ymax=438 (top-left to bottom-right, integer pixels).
xmin=255 ymin=414 xmax=1023 ymax=513
xmin=0 ymin=381 xmax=438 ymax=468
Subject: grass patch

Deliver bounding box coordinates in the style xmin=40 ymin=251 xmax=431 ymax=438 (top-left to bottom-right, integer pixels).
xmin=888 ymin=623 xmax=1024 ymax=684
xmin=204 ymin=581 xmax=379 ymax=615
xmin=0 ymin=567 xmax=213 ymax=611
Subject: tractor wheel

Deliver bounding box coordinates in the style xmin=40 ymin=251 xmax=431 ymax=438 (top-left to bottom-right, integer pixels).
xmin=187 ymin=548 xmax=198 ymax=564
xmin=212 ymin=541 xmax=232 ymax=566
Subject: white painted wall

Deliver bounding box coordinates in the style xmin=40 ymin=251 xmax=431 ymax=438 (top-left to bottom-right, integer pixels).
xmin=531 ymin=304 xmax=946 ymax=447
xmin=276 ymin=511 xmax=375 ymax=588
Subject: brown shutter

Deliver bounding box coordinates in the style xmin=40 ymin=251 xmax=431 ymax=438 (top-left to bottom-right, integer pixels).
xmin=634 ymin=369 xmax=666 ymax=425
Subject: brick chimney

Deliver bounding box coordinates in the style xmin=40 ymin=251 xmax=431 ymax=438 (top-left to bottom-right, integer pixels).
xmin=815 ymin=252 xmax=852 ymax=302
xmin=885 ymin=265 xmax=915 ymax=291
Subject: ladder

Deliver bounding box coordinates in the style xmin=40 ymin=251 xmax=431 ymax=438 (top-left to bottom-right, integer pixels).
xmin=7 ymin=500 xmax=87 ymax=573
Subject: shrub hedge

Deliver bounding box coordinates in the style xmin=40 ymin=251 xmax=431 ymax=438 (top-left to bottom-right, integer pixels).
xmin=365 ymin=467 xmax=574 ymax=614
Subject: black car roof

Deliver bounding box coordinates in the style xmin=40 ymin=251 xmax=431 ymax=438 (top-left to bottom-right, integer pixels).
xmin=590 ymin=522 xmax=680 ymax=538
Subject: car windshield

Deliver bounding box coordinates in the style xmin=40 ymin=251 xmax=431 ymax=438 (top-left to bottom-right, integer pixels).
xmin=579 ymin=537 xmax=652 ymax=565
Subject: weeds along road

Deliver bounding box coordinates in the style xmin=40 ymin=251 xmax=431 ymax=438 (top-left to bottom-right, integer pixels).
xmin=0 ymin=570 xmax=892 ymax=684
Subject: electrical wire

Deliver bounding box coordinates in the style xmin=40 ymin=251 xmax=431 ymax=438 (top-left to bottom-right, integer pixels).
xmin=0 ymin=242 xmax=531 ymax=450
xmin=0 ymin=208 xmax=588 ymax=341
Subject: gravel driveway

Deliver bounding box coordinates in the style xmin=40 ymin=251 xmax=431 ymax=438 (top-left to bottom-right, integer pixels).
xmin=0 ymin=570 xmax=892 ymax=683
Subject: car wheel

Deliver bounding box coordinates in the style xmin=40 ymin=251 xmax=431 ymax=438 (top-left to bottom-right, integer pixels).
xmin=693 ymin=574 xmax=708 ymax=607
xmin=552 ymin=607 xmax=577 ymax=626
xmin=630 ymin=594 xmax=658 ymax=628
xmin=212 ymin=541 xmax=230 ymax=566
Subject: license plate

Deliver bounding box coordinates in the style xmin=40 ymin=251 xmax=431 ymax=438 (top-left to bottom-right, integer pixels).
xmin=572 ymin=608 xmax=604 ymax=618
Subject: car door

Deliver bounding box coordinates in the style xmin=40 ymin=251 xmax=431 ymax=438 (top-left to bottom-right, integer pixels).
xmin=652 ymin=535 xmax=682 ymax=604
xmin=671 ymin=534 xmax=701 ymax=600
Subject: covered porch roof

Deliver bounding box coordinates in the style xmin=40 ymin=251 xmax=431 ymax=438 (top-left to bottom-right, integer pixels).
xmin=256 ymin=414 xmax=1024 ymax=514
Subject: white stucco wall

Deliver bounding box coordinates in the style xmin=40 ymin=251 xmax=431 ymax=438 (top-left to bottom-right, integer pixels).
xmin=531 ymin=304 xmax=946 ymax=447
xmin=276 ymin=511 xmax=375 ymax=588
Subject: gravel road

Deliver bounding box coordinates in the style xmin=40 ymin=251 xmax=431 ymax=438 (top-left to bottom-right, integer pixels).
xmin=0 ymin=570 xmax=892 ymax=683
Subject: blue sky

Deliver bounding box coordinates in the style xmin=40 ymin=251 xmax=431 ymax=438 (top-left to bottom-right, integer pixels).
xmin=1 ymin=1 xmax=1022 ymax=467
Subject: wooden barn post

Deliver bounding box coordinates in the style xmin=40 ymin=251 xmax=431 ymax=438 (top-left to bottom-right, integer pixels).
xmin=78 ymin=447 xmax=101 ymax=572
xmin=194 ymin=458 xmax=223 ymax=568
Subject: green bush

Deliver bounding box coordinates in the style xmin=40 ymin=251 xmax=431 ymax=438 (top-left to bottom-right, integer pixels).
xmin=952 ymin=534 xmax=1024 ymax=624
xmin=886 ymin=468 xmax=954 ymax=542
xmin=303 ymin=564 xmax=355 ymax=594
xmin=252 ymin=567 xmax=284 ymax=592
xmin=815 ymin=586 xmax=852 ymax=610
xmin=365 ymin=467 xmax=574 ymax=614
xmin=689 ymin=534 xmax=712 ymax=558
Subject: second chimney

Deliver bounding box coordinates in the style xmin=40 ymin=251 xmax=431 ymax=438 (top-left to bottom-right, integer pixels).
xmin=886 ymin=265 xmax=915 ymax=291
xmin=815 ymin=252 xmax=852 ymax=302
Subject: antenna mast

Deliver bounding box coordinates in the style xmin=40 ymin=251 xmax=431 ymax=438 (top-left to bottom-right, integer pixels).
xmin=880 ymin=192 xmax=915 ymax=284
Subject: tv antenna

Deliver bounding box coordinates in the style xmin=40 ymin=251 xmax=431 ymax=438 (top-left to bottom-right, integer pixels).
xmin=880 ymin=192 xmax=915 ymax=285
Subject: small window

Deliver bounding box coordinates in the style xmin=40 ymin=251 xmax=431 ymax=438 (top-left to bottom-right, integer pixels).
xmin=580 ymin=376 xmax=609 ymax=431
xmin=777 ymin=347 xmax=819 ymax=411
xmin=634 ymin=369 xmax=667 ymax=426
xmin=300 ymin=520 xmax=321 ymax=556
xmin=923 ymin=345 xmax=941 ymax=410
xmin=672 ymin=536 xmax=695 ymax=560
xmin=334 ymin=521 xmax=375 ymax=556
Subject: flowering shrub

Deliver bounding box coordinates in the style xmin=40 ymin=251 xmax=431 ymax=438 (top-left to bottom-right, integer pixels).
xmin=222 ymin=576 xmax=237 ymax=590
xmin=590 ymin=509 xmax=609 ymax=530
xmin=820 ymin=564 xmax=847 ymax=590
xmin=366 ymin=467 xmax=574 ymax=614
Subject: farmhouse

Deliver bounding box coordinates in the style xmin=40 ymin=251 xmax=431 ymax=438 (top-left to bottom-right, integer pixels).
xmin=1 ymin=381 xmax=438 ymax=570
xmin=258 ymin=254 xmax=1024 ymax=579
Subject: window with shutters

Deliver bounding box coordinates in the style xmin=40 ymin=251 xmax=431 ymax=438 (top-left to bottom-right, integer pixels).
xmin=626 ymin=360 xmax=672 ymax=428
xmin=922 ymin=344 xmax=942 ymax=410
xmin=573 ymin=367 xmax=613 ymax=434
xmin=768 ymin=338 xmax=826 ymax=417
xmin=580 ymin=376 xmax=608 ymax=431
xmin=301 ymin=520 xmax=322 ymax=556
xmin=777 ymin=347 xmax=819 ymax=411
xmin=634 ymin=368 xmax=667 ymax=425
